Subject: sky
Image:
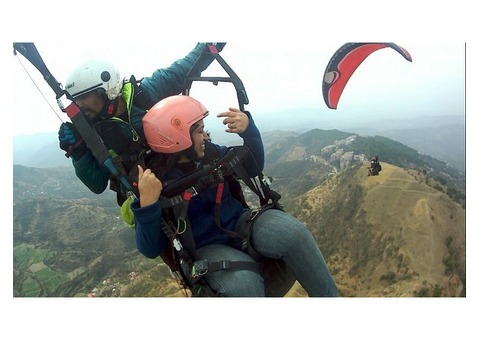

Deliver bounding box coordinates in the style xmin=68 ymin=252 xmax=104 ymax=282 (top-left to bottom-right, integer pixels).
xmin=11 ymin=41 xmax=465 ymax=137
xmin=5 ymin=1 xmax=478 ymax=338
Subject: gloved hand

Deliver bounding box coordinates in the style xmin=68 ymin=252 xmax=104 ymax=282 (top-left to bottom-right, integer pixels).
xmin=58 ymin=122 xmax=87 ymax=160
xmin=206 ymin=42 xmax=226 ymax=52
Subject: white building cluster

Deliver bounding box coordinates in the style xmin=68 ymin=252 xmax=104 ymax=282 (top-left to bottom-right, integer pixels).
xmin=318 ymin=135 xmax=367 ymax=170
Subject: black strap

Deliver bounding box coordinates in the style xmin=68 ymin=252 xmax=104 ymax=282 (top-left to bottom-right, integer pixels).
xmin=228 ymin=149 xmax=282 ymax=208
xmin=200 ymin=260 xmax=262 ymax=274
xmin=161 ymin=146 xmax=248 ymax=199
xmin=129 ymin=75 xmax=155 ymax=110
xmin=65 ymin=103 xmax=138 ymax=197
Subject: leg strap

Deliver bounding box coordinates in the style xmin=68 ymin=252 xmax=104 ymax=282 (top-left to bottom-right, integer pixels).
xmin=191 ymin=259 xmax=262 ymax=279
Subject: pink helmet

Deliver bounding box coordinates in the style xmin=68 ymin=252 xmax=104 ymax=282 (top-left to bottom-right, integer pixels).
xmin=143 ymin=95 xmax=209 ymax=153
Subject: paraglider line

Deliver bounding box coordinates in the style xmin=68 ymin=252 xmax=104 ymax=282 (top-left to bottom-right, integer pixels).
xmin=15 ymin=53 xmax=64 ymax=123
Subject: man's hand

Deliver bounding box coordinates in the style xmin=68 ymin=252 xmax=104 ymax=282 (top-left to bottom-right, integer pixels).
xmin=58 ymin=122 xmax=87 ymax=160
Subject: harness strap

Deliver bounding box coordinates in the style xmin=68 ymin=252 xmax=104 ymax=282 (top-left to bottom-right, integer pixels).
xmin=191 ymin=259 xmax=262 ymax=279
xmin=160 ymin=147 xmax=246 ymax=211
xmin=161 ymin=214 xmax=262 ymax=284
xmin=65 ymin=104 xmax=138 ymax=197
xmin=159 ymin=217 xmax=199 ymax=287
xmin=229 ymin=149 xmax=282 ymax=208
xmin=233 ymin=203 xmax=277 ymax=261
xmin=214 ymin=181 xmax=224 ymax=227
xmin=129 ymin=75 xmax=155 ymax=110
xmin=160 ymin=186 xmax=198 ymax=209
xmin=162 ymin=146 xmax=246 ymax=199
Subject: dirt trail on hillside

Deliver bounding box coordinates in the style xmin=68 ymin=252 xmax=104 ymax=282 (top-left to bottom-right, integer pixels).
xmin=356 ymin=162 xmax=464 ymax=295
xmin=367 ymin=164 xmax=445 ymax=277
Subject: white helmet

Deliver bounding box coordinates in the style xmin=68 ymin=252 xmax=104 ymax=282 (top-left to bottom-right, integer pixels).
xmin=64 ymin=60 xmax=123 ymax=100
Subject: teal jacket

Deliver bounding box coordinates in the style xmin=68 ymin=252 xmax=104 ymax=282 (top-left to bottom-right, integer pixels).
xmin=71 ymin=43 xmax=223 ymax=195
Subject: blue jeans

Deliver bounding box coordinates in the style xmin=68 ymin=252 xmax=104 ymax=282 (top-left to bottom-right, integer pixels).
xmin=195 ymin=209 xmax=338 ymax=297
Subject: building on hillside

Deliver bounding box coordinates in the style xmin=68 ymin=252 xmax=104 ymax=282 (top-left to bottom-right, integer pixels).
xmin=321 ymin=145 xmax=336 ymax=155
xmin=340 ymin=151 xmax=354 ymax=169
xmin=344 ymin=135 xmax=357 ymax=145
xmin=354 ymin=153 xmax=367 ymax=162
xmin=330 ymin=149 xmax=344 ymax=162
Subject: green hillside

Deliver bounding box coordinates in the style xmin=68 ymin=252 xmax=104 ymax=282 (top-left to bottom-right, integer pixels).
xmin=264 ymin=129 xmax=465 ymax=207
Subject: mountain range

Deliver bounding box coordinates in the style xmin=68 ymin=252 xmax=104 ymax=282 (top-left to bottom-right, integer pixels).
xmin=13 ymin=114 xmax=465 ymax=172
xmin=12 ymin=118 xmax=466 ymax=297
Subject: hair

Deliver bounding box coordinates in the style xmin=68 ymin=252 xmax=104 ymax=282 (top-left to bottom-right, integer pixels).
xmin=145 ymin=152 xmax=181 ymax=180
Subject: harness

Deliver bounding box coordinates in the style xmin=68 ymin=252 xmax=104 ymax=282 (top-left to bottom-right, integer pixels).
xmin=102 ymin=76 xmax=154 ymax=205
xmin=155 ymin=144 xmax=288 ymax=296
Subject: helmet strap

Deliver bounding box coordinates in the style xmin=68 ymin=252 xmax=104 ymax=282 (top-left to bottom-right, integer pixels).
xmin=99 ymin=97 xmax=119 ymax=119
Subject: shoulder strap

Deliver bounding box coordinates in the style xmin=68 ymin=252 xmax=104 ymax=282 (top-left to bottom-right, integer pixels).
xmin=161 ymin=145 xmax=246 ymax=199
xmin=129 ymin=75 xmax=155 ymax=110
xmin=161 ymin=145 xmax=281 ymax=209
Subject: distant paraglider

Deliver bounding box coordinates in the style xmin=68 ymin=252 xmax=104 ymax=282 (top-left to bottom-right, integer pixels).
xmin=322 ymin=43 xmax=412 ymax=109
xmin=368 ymin=156 xmax=382 ymax=176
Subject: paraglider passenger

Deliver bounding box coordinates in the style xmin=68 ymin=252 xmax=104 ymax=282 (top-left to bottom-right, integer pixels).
xmin=131 ymin=95 xmax=338 ymax=297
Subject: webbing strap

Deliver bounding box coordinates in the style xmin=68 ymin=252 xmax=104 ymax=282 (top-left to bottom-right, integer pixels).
xmin=191 ymin=258 xmax=262 ymax=279
xmin=161 ymin=146 xmax=248 ymax=199
xmin=65 ymin=103 xmax=138 ymax=196
xmin=207 ymin=260 xmax=262 ymax=273
xmin=212 ymin=181 xmax=247 ymax=240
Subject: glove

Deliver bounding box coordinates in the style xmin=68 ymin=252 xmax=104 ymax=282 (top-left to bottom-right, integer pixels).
xmin=206 ymin=42 xmax=226 ymax=53
xmin=58 ymin=122 xmax=87 ymax=160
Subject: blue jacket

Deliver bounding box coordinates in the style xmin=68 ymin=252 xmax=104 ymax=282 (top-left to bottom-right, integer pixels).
xmin=71 ymin=43 xmax=223 ymax=194
xmin=132 ymin=112 xmax=263 ymax=259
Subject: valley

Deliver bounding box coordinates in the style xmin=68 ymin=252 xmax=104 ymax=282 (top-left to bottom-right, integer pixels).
xmin=12 ymin=128 xmax=466 ymax=297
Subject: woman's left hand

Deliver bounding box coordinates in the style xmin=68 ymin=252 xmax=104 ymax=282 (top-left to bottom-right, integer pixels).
xmin=217 ymin=108 xmax=249 ymax=134
xmin=137 ymin=165 xmax=163 ymax=207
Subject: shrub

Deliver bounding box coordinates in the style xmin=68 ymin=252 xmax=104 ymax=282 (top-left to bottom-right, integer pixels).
xmin=380 ymin=272 xmax=396 ymax=282
xmin=433 ymin=285 xmax=443 ymax=297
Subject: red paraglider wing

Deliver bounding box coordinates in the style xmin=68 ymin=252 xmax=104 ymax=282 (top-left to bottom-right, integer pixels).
xmin=322 ymin=43 xmax=412 ymax=109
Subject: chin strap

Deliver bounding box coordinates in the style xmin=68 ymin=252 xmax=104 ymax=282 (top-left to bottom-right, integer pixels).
xmin=99 ymin=96 xmax=120 ymax=119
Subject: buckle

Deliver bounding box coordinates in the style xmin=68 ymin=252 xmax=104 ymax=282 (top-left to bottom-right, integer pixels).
xmin=172 ymin=238 xmax=183 ymax=251
xmin=262 ymin=176 xmax=272 ymax=186
xmin=212 ymin=167 xmax=224 ymax=182
xmin=182 ymin=187 xmax=198 ymax=201
xmin=191 ymin=259 xmax=209 ymax=278
xmin=249 ymin=208 xmax=261 ymax=221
